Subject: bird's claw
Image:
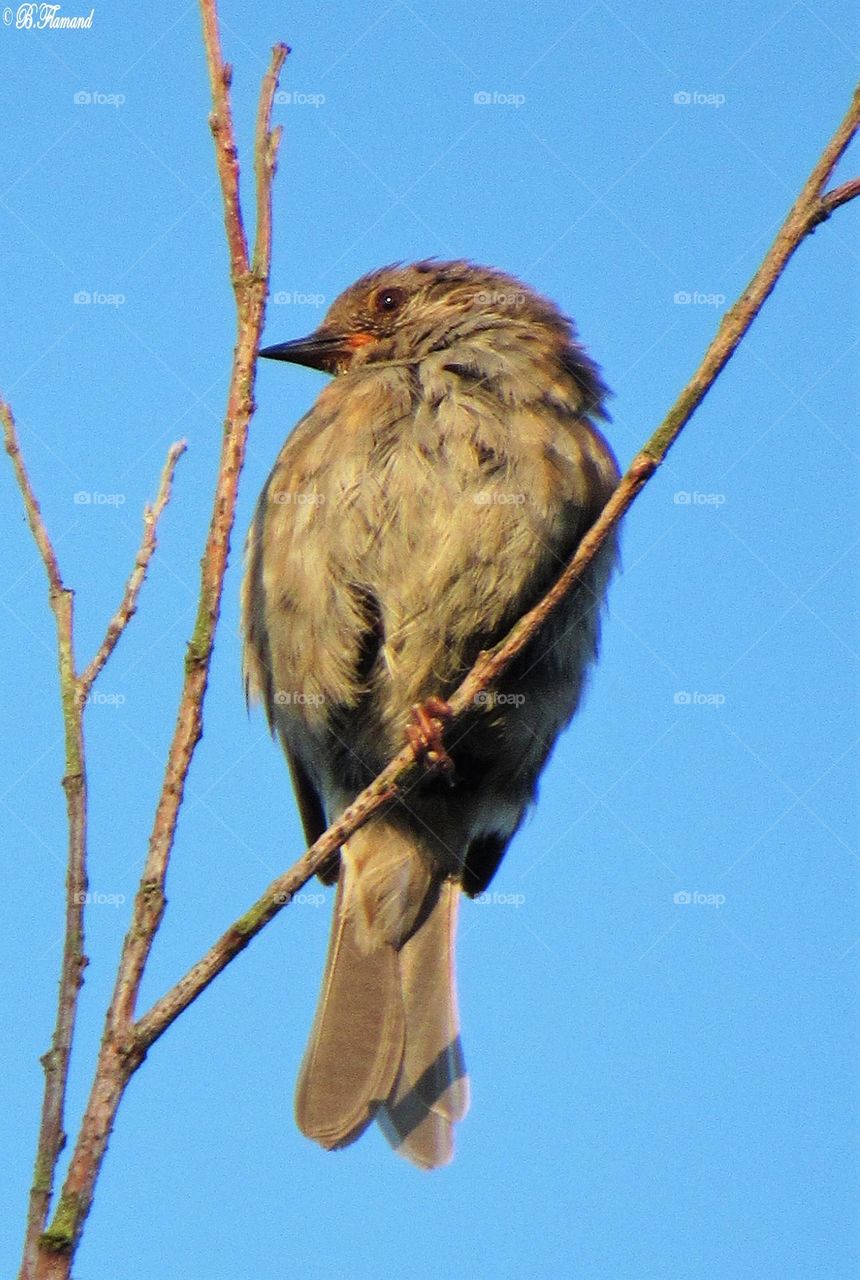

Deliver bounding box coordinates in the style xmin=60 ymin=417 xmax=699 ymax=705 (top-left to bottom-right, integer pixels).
xmin=406 ymin=696 xmax=455 ymax=780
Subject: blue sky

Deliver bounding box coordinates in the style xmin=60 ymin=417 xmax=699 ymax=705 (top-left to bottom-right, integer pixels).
xmin=1 ymin=3 xmax=858 ymax=1277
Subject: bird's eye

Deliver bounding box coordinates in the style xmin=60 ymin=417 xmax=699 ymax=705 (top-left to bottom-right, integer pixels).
xmin=374 ymin=287 xmax=406 ymax=314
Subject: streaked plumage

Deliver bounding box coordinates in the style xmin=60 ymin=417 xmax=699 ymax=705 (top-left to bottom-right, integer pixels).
xmin=242 ymin=260 xmax=619 ymax=1167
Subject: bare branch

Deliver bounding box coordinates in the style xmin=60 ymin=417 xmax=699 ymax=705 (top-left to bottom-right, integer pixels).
xmin=199 ymin=0 xmax=249 ymax=279
xmin=103 ymin=34 xmax=285 ymax=1040
xmin=819 ymin=175 xmax=860 ymax=219
xmin=136 ymin=766 xmax=403 ymax=1047
xmin=2 ymin=400 xmax=64 ymax=595
xmin=7 ymin=396 xmax=186 ymax=1280
xmin=78 ymin=441 xmax=186 ymax=703
xmin=3 ymin=399 xmax=87 ymax=1280
xmin=253 ymin=45 xmax=288 ymax=279
xmin=30 ymin=9 xmax=289 ymax=1272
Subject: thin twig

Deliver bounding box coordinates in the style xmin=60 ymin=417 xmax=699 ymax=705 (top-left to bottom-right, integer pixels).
xmin=2 ymin=402 xmax=64 ymax=593
xmin=200 ymin=0 xmax=249 ymax=279
xmin=3 ymin=399 xmax=86 ymax=1280
xmin=252 ymin=51 xmax=287 ymax=278
xmin=133 ymin=86 xmax=860 ymax=1053
xmin=818 ymin=175 xmax=860 ymax=219
xmin=78 ymin=441 xmax=187 ymax=703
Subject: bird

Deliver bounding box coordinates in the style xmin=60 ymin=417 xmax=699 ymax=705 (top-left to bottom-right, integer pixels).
xmin=241 ymin=259 xmax=620 ymax=1169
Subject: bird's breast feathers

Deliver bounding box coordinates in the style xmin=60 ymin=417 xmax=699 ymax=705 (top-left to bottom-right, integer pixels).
xmin=244 ymin=356 xmax=617 ymax=727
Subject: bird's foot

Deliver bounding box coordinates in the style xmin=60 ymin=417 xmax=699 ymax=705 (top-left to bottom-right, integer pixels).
xmin=406 ymin=696 xmax=455 ymax=780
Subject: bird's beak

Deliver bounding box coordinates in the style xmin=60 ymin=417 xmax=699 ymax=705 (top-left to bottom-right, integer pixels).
xmin=259 ymin=328 xmax=375 ymax=374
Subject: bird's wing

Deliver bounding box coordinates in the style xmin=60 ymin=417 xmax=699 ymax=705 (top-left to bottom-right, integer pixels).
xmin=284 ymin=744 xmax=339 ymax=885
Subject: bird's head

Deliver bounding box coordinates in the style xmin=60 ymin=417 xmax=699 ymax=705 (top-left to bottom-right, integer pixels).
xmin=259 ymin=260 xmax=607 ymax=412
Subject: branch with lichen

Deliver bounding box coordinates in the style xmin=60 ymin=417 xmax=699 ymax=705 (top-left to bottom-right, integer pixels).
xmin=4 ymin=398 xmax=183 ymax=1280
xmin=4 ymin=397 xmax=85 ymax=1280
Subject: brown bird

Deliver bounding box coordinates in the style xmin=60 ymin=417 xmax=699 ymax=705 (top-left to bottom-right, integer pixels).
xmin=241 ymin=260 xmax=620 ymax=1168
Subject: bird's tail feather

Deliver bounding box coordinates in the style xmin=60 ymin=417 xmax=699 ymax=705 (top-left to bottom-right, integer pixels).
xmin=378 ymin=879 xmax=469 ymax=1168
xmin=295 ymin=826 xmax=468 ymax=1167
xmin=294 ymin=872 xmax=404 ymax=1150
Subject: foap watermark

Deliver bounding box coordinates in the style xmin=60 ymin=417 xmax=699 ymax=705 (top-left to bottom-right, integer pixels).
xmin=272 ymin=889 xmax=326 ymax=906
xmin=274 ymin=90 xmax=325 ymax=107
xmin=272 ymin=290 xmax=326 ymax=307
xmin=474 ymin=289 xmax=527 ymax=308
xmin=673 ymin=691 xmax=726 ymax=707
xmin=6 ymin=4 xmax=94 ymax=29
xmin=74 ymin=289 xmax=125 ymax=307
xmin=273 ymin=689 xmax=326 ymax=707
xmin=75 ymin=890 xmax=126 ymax=907
xmin=673 ymin=890 xmax=726 ymax=908
xmin=473 ymin=890 xmax=526 ymax=907
xmin=673 ymin=490 xmax=725 ymax=507
xmin=473 ymin=90 xmax=525 ymax=107
xmin=673 ymin=290 xmax=725 ymax=308
xmin=672 ymin=90 xmax=725 ymax=108
xmin=473 ymin=490 xmax=526 ymax=506
xmin=270 ymin=489 xmax=325 ymax=506
xmin=74 ymin=90 xmax=124 ymax=107
xmin=474 ymin=690 xmax=526 ymax=709
xmin=87 ymin=690 xmax=125 ymax=708
xmin=73 ymin=490 xmax=125 ymax=507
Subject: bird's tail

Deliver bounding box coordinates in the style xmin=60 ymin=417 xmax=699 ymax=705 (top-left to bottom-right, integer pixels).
xmin=294 ymin=822 xmax=469 ymax=1168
